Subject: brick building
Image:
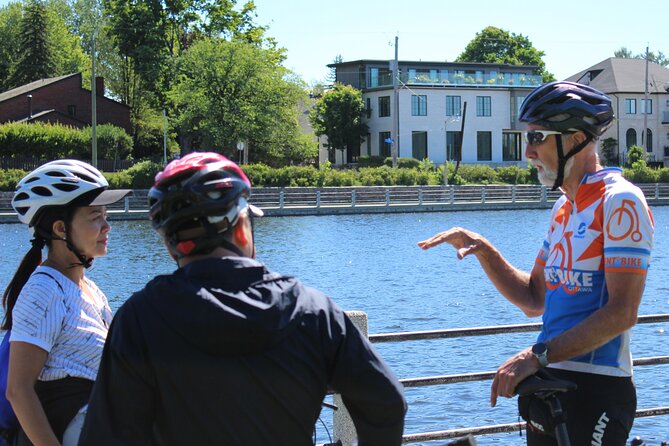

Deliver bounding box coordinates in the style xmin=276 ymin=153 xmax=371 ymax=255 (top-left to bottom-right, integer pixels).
xmin=0 ymin=73 xmax=131 ymax=134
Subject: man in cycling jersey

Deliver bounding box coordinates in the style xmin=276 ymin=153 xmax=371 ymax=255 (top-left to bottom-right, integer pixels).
xmin=418 ymin=81 xmax=654 ymax=446
xmin=79 ymin=153 xmax=406 ymax=446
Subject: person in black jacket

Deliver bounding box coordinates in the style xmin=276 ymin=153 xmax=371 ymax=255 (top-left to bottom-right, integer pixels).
xmin=78 ymin=152 xmax=407 ymax=446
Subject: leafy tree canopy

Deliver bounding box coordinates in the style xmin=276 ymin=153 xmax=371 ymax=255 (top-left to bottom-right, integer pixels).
xmin=456 ymin=26 xmax=555 ymax=82
xmin=309 ymin=83 xmax=368 ymax=156
xmin=168 ymin=38 xmax=313 ymax=166
xmin=614 ymin=46 xmax=669 ymax=67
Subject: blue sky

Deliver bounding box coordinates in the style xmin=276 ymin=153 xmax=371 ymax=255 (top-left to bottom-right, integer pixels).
xmin=2 ymin=0 xmax=666 ymax=85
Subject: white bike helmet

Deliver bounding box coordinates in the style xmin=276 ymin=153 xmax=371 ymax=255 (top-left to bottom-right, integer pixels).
xmin=12 ymin=159 xmax=131 ymax=227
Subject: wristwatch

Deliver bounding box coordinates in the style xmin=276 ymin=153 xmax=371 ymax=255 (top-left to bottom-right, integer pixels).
xmin=531 ymin=342 xmax=549 ymax=368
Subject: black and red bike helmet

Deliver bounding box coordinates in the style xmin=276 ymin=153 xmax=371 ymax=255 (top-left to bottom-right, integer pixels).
xmin=148 ymin=152 xmax=262 ymax=258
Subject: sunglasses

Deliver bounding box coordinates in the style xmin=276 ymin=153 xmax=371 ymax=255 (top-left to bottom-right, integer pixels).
xmin=523 ymin=130 xmax=564 ymax=146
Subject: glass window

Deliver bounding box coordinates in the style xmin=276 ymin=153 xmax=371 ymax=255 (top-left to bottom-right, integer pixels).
xmin=365 ymin=133 xmax=371 ymax=157
xmin=408 ymin=69 xmax=417 ymax=82
xmin=625 ymin=99 xmax=637 ymax=114
xmin=378 ymin=96 xmax=390 ymax=117
xmin=476 ymin=96 xmax=491 ymax=117
xmin=67 ymin=105 xmax=76 ymax=116
xmin=641 ymin=99 xmax=652 ymax=114
xmin=477 ymin=131 xmax=492 ymax=161
xmin=379 ymin=131 xmax=391 ymax=157
xmin=411 ymin=95 xmax=427 ymax=116
xmin=429 ymin=69 xmax=438 ymax=82
xmin=446 ymin=131 xmax=460 ymax=161
xmin=502 ymin=132 xmax=522 ymax=161
xmin=369 ymin=68 xmax=379 ymax=88
xmin=412 ymin=131 xmax=428 ymax=160
xmin=626 ymin=128 xmax=637 ymax=149
xmin=439 ymin=69 xmax=449 ymax=82
xmin=446 ymin=96 xmax=461 ymax=116
xmin=366 ymin=98 xmax=371 ymax=118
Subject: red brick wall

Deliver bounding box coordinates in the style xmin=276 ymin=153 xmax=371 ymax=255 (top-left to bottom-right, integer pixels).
xmin=0 ymin=74 xmax=131 ymax=134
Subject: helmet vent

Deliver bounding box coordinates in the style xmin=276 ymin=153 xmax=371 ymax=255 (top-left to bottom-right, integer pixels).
xmin=54 ymin=183 xmax=79 ymax=192
xmin=13 ymin=192 xmax=29 ymax=201
xmin=45 ymin=171 xmax=66 ymax=177
xmin=31 ymin=186 xmax=54 ymax=197
xmin=25 ymin=177 xmax=39 ymax=183
xmin=15 ymin=206 xmax=28 ymax=216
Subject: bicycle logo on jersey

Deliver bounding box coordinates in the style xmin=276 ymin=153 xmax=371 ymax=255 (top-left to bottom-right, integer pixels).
xmin=606 ymin=199 xmax=642 ymax=242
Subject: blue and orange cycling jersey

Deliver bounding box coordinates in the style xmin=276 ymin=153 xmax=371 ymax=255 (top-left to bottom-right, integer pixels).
xmin=536 ymin=168 xmax=654 ymax=377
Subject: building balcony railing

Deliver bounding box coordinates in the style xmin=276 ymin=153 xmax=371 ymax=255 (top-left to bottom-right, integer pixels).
xmin=367 ymin=72 xmax=543 ymax=89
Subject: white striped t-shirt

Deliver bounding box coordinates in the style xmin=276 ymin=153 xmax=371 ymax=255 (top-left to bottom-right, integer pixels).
xmin=10 ymin=266 xmax=112 ymax=381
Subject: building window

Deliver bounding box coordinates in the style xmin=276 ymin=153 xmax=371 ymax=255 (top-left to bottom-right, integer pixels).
xmin=646 ymin=128 xmax=653 ymax=152
xmin=366 ymin=98 xmax=371 ymax=118
xmin=67 ymin=105 xmax=76 ymax=117
xmin=641 ymin=99 xmax=652 ymax=114
xmin=369 ymin=68 xmax=379 ymax=88
xmin=502 ymin=132 xmax=522 ymax=161
xmin=379 ymin=131 xmax=391 ymax=157
xmin=378 ymin=96 xmax=390 ymax=117
xmin=626 ymin=128 xmax=637 ymax=149
xmin=625 ymin=99 xmax=636 ymax=114
xmin=412 ymin=131 xmax=428 ymax=160
xmin=446 ymin=131 xmax=459 ymax=161
xmin=365 ymin=133 xmax=371 ymax=157
xmin=477 ymin=131 xmax=492 ymax=161
xmin=476 ymin=96 xmax=491 ymax=117
xmin=411 ymin=95 xmax=427 ymax=116
xmin=446 ymin=96 xmax=461 ymax=116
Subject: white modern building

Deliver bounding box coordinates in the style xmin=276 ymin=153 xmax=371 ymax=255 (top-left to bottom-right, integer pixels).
xmin=327 ymin=59 xmax=543 ymax=165
xmin=566 ymin=58 xmax=669 ymax=166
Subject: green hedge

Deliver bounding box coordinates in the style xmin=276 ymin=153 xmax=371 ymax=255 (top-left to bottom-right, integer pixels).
xmin=0 ymin=122 xmax=133 ymax=160
xmin=2 ymin=162 xmax=669 ymax=191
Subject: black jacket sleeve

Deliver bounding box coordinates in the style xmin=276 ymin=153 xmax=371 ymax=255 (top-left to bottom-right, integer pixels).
xmin=325 ymin=303 xmax=407 ymax=446
xmin=78 ymin=299 xmax=157 ymax=446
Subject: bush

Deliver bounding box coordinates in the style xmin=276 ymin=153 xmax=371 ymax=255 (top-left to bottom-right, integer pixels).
xmin=81 ymin=125 xmax=133 ymax=160
xmin=456 ymin=164 xmax=499 ymax=184
xmin=383 ymin=157 xmax=421 ymax=169
xmin=0 ymin=122 xmax=88 ymax=159
xmin=496 ymin=165 xmax=533 ymax=184
xmin=357 ymin=156 xmax=385 ymax=167
xmin=124 ymin=160 xmax=164 ymax=188
xmin=0 ymin=168 xmax=27 ymax=190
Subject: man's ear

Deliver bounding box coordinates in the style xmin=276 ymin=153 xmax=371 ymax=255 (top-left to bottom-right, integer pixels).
xmin=232 ymin=213 xmax=250 ymax=248
xmin=52 ymin=220 xmax=67 ymax=240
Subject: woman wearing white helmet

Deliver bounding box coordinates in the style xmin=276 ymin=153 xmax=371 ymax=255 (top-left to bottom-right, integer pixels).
xmin=1 ymin=160 xmax=130 ymax=446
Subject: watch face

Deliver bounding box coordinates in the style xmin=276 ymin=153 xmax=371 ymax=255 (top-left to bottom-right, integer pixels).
xmin=533 ymin=343 xmax=547 ymax=355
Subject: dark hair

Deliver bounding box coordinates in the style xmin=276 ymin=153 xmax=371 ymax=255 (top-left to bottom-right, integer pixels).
xmin=1 ymin=207 xmax=72 ymax=330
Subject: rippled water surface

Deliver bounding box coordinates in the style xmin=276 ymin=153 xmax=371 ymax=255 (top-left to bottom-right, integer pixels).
xmin=1 ymin=207 xmax=668 ymax=445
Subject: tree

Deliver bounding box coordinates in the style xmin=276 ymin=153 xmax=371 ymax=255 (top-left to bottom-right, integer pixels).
xmin=309 ymin=83 xmax=368 ymax=161
xmin=169 ymin=38 xmax=313 ymax=165
xmin=327 ymin=54 xmax=342 ymax=83
xmin=8 ymin=0 xmax=55 ymax=88
xmin=613 ymin=46 xmax=669 ymax=67
xmin=600 ymin=137 xmax=618 ymax=165
xmin=626 ymin=145 xmax=646 ymax=166
xmin=0 ymin=2 xmax=23 ymax=92
xmin=456 ymin=26 xmax=555 ymax=82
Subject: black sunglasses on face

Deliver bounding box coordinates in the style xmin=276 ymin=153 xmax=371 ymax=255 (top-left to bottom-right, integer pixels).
xmin=523 ymin=130 xmax=564 ymax=146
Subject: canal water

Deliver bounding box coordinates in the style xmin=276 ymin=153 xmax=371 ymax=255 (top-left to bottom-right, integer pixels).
xmin=0 ymin=207 xmax=667 ymax=445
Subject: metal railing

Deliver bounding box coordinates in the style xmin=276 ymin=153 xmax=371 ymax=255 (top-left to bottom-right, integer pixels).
xmin=333 ymin=313 xmax=669 ymax=445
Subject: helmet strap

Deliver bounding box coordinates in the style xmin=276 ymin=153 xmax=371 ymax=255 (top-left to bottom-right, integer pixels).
xmin=63 ymin=226 xmax=93 ymax=269
xmin=551 ymin=134 xmax=593 ymax=191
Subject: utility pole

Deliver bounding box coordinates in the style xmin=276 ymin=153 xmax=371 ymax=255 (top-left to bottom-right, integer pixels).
xmin=642 ymin=45 xmax=649 ymax=153
xmin=391 ymin=35 xmax=399 ymax=168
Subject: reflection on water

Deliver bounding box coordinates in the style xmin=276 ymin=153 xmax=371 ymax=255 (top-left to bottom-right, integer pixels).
xmin=1 ymin=207 xmax=668 ymax=445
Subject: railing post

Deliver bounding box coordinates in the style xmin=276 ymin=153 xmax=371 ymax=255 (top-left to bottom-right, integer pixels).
xmin=656 ymin=183 xmax=660 ymax=200
xmin=124 ymin=196 xmax=130 ymax=213
xmin=279 ymin=190 xmax=285 ymax=209
xmin=418 ymin=189 xmax=423 ymax=206
xmin=541 ymin=185 xmax=547 ymax=203
xmin=385 ymin=189 xmax=390 ymax=206
xmin=334 ymin=311 xmax=368 ymax=446
xmin=481 ymin=187 xmax=486 ymax=204
xmin=316 ymin=190 xmax=321 ymax=208
xmin=450 ymin=186 xmax=455 ymax=204
xmin=512 ymin=185 xmax=516 ymax=203
xmin=351 ymin=190 xmax=356 ymax=207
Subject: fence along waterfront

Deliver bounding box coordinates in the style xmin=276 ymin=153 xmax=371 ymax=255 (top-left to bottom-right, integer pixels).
xmin=2 ymin=184 xmax=669 ymax=221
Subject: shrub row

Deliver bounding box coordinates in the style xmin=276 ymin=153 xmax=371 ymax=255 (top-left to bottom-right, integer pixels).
xmin=0 ymin=122 xmax=133 ymax=160
xmin=0 ymin=162 xmax=668 ymax=191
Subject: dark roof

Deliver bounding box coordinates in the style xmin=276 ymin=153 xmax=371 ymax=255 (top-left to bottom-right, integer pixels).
xmin=0 ymin=73 xmax=80 ymax=102
xmin=566 ymin=58 xmax=669 ymax=94
xmin=17 ymin=109 xmax=89 ymax=126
